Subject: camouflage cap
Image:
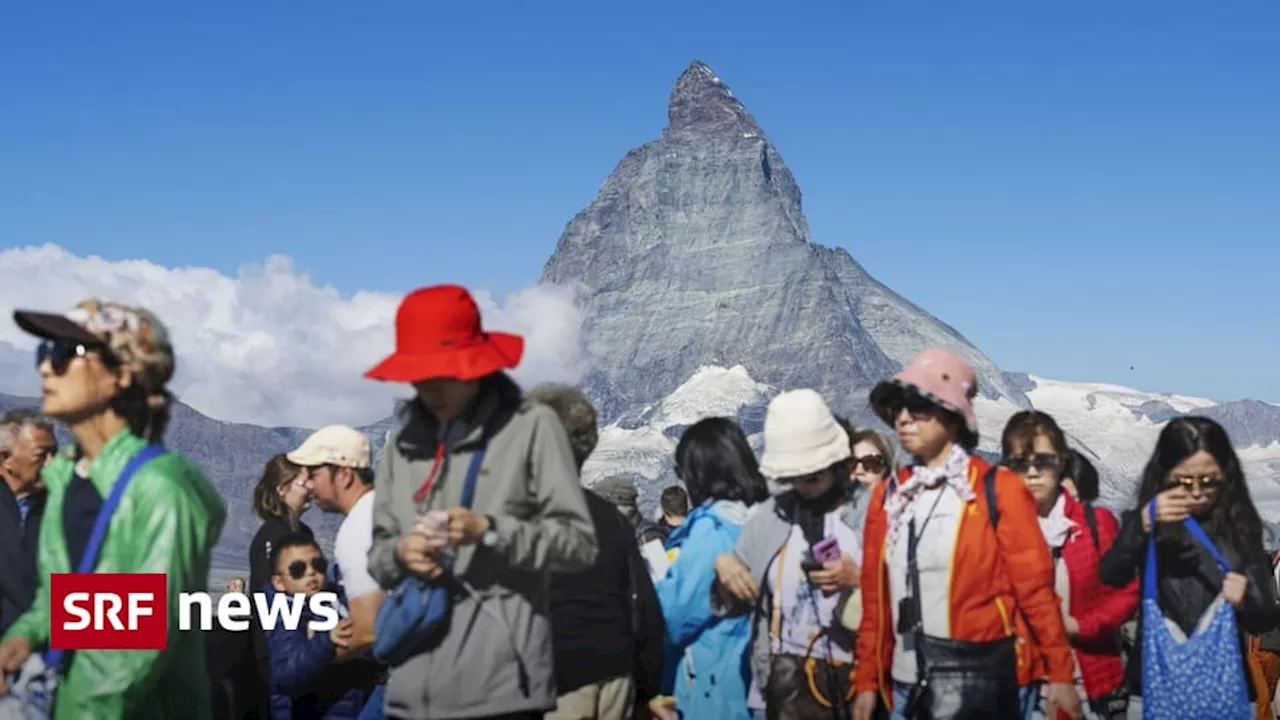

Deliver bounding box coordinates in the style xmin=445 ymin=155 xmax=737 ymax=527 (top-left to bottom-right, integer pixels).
xmin=14 ymin=299 xmax=176 ymax=392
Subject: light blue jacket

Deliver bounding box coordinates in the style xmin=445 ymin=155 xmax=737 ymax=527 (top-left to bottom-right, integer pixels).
xmin=655 ymin=499 xmax=753 ymax=720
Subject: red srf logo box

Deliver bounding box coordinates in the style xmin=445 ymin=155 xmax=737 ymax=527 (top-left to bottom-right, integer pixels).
xmin=49 ymin=573 xmax=167 ymax=651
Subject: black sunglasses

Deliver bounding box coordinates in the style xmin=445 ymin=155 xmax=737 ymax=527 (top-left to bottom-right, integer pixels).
xmin=36 ymin=339 xmax=113 ymax=376
xmin=889 ymin=391 xmax=939 ymax=420
xmin=852 ymin=455 xmax=886 ymax=474
xmin=1004 ymin=453 xmax=1060 ymax=474
xmin=287 ymin=556 xmax=328 ymax=580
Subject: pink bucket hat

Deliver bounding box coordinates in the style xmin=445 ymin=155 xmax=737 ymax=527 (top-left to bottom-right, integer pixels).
xmin=869 ymin=348 xmax=980 ymax=441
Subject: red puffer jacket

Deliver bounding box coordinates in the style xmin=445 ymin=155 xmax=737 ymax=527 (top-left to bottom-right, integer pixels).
xmin=1060 ymin=496 xmax=1138 ymax=699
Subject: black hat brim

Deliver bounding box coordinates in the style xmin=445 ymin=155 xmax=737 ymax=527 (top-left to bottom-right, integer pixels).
xmin=13 ymin=310 xmax=100 ymax=345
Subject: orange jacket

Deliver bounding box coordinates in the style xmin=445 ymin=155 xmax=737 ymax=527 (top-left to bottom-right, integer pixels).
xmin=853 ymin=454 xmax=1074 ymax=705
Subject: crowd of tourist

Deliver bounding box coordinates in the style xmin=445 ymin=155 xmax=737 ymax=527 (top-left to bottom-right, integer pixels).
xmin=0 ymin=283 xmax=1278 ymax=720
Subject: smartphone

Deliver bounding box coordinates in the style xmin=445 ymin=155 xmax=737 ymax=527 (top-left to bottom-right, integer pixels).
xmin=416 ymin=510 xmax=450 ymax=543
xmin=812 ymin=536 xmax=841 ymax=564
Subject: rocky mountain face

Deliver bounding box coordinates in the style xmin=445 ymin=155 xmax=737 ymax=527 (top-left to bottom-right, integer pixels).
xmin=541 ymin=60 xmax=1029 ymax=429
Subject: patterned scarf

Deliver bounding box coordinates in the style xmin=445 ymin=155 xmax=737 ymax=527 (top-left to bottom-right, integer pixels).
xmin=1038 ymin=493 xmax=1075 ymax=551
xmin=885 ymin=444 xmax=974 ymax=548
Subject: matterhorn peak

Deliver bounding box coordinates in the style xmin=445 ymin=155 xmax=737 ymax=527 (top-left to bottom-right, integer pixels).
xmin=667 ymin=59 xmax=763 ymax=138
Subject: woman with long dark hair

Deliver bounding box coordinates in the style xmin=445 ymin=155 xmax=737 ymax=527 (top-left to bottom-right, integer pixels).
xmin=652 ymin=416 xmax=767 ymax=720
xmin=1098 ymin=416 xmax=1279 ymax=710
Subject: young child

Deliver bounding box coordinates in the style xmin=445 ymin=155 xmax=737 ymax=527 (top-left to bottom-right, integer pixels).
xmin=266 ymin=532 xmax=367 ymax=719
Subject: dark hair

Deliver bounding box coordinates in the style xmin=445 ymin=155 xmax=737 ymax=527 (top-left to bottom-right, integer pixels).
xmin=111 ymin=385 xmax=173 ymax=443
xmin=1137 ymin=416 xmax=1263 ymax=556
xmin=674 ymin=417 xmax=768 ymax=507
xmin=269 ymin=531 xmax=321 ymax=573
xmin=1001 ymin=411 xmax=1069 ymax=468
xmin=660 ymin=485 xmax=690 ymax=517
xmin=253 ymin=454 xmax=303 ymax=522
xmin=397 ymin=372 xmax=523 ymax=425
xmin=1065 ymin=449 xmax=1100 ymax=502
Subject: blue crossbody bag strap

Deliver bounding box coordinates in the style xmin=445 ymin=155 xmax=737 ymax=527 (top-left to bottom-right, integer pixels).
xmin=44 ymin=443 xmax=167 ymax=670
xmin=459 ymin=447 xmax=486 ymax=510
xmin=440 ymin=447 xmax=486 ymax=572
xmin=1143 ymin=501 xmax=1231 ymax=600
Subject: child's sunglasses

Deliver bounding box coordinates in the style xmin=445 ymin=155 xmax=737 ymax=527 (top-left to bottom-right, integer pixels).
xmin=287 ymin=557 xmax=328 ymax=580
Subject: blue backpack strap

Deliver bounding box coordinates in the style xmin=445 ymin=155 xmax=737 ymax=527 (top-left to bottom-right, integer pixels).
xmin=46 ymin=442 xmax=167 ymax=670
xmin=458 ymin=446 xmax=487 ymax=510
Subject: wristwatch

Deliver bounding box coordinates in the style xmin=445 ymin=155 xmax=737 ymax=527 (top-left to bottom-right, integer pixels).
xmin=481 ymin=515 xmax=499 ymax=548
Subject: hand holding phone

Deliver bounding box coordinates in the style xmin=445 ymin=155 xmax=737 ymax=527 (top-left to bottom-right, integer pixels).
xmin=812 ymin=536 xmax=841 ymax=564
xmin=414 ymin=510 xmax=451 ymax=549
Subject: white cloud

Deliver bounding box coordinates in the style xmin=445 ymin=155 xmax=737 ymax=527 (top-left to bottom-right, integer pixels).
xmin=0 ymin=244 xmax=589 ymax=428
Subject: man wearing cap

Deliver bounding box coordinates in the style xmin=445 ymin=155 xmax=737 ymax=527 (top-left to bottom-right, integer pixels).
xmin=286 ymin=425 xmax=382 ymax=658
xmin=285 ymin=425 xmax=385 ymax=716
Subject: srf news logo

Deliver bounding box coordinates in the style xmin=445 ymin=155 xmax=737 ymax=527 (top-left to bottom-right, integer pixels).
xmin=50 ymin=573 xmax=167 ymax=650
xmin=50 ymin=573 xmax=340 ymax=651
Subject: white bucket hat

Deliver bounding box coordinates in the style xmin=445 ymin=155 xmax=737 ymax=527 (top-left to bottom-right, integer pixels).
xmin=758 ymin=389 xmax=852 ymax=479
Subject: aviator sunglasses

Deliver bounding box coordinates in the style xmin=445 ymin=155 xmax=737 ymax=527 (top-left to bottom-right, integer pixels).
xmin=1004 ymin=453 xmax=1060 ymax=474
xmin=286 ymin=556 xmax=328 ymax=580
xmin=35 ymin=339 xmax=114 ymax=375
xmin=1166 ymin=474 xmax=1224 ymax=492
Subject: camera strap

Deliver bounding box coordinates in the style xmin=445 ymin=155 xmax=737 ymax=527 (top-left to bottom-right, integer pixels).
xmin=904 ymin=486 xmax=946 ymax=692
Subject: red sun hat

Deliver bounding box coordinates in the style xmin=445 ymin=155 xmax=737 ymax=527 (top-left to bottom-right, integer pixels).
xmin=364 ymin=284 xmax=524 ymax=383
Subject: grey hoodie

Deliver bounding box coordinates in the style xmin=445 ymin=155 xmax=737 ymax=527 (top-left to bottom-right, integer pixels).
xmin=366 ymin=376 xmax=598 ymax=718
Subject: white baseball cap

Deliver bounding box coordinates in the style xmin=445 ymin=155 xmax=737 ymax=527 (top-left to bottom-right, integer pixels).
xmin=287 ymin=425 xmax=372 ymax=469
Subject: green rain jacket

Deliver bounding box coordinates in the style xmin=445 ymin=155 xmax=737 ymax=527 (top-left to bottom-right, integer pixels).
xmin=2 ymin=428 xmax=226 ymax=720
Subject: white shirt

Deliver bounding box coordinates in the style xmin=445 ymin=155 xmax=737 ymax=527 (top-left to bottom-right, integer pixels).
xmin=771 ymin=511 xmax=861 ymax=663
xmin=333 ymin=491 xmax=380 ymax=604
xmin=888 ymin=484 xmax=962 ymax=684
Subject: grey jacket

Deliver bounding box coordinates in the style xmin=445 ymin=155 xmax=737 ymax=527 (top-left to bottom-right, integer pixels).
xmin=727 ymin=484 xmax=871 ymax=706
xmin=367 ymin=376 xmax=599 ymax=719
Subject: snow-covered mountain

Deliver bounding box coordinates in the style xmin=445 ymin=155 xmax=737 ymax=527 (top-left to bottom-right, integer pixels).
xmin=581 ymin=364 xmax=1280 ymax=522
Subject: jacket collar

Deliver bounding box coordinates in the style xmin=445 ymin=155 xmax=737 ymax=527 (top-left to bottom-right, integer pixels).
xmin=63 ymin=427 xmax=146 ymax=495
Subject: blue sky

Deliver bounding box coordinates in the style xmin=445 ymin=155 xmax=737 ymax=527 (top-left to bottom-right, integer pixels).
xmin=2 ymin=1 xmax=1277 ymax=403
